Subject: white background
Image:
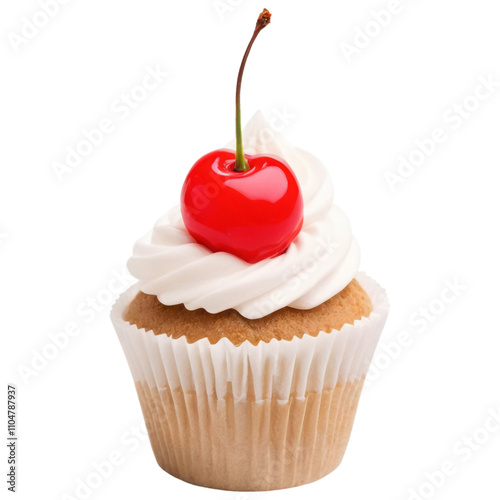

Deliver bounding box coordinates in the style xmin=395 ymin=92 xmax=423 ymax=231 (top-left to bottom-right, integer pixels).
xmin=2 ymin=0 xmax=500 ymax=499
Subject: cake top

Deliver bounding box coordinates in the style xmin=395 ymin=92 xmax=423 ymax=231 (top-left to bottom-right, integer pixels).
xmin=125 ymin=279 xmax=371 ymax=346
xmin=127 ymin=112 xmax=360 ymax=319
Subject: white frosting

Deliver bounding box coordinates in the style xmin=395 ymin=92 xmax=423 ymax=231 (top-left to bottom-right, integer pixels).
xmin=127 ymin=111 xmax=360 ymax=319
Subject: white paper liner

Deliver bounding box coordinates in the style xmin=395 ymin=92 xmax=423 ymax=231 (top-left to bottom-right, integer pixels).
xmin=111 ymin=273 xmax=389 ymax=403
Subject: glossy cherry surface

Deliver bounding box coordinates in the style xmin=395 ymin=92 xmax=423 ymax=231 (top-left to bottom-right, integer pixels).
xmin=180 ymin=10 xmax=303 ymax=263
xmin=181 ymin=149 xmax=303 ymax=263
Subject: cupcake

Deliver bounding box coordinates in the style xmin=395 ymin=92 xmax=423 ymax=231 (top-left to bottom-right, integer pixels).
xmin=111 ymin=10 xmax=388 ymax=491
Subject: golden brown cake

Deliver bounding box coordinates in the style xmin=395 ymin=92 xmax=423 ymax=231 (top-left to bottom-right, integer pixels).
xmin=125 ymin=279 xmax=372 ymax=345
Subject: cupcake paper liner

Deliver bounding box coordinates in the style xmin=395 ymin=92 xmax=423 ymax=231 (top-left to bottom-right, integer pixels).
xmin=111 ymin=272 xmax=389 ymax=490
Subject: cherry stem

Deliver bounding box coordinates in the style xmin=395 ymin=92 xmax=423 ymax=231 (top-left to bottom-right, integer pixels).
xmin=234 ymin=8 xmax=272 ymax=172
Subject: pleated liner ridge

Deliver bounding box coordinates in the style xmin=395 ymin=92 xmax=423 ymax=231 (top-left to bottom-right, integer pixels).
xmin=111 ymin=272 xmax=389 ymax=491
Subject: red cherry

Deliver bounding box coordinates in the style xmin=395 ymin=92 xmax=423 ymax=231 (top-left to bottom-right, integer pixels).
xmin=181 ymin=149 xmax=303 ymax=263
xmin=180 ymin=9 xmax=303 ymax=263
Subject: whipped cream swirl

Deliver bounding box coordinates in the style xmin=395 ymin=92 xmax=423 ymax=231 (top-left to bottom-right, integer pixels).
xmin=127 ymin=112 xmax=360 ymax=319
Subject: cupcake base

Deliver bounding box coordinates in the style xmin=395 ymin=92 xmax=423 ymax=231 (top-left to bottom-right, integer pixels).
xmin=111 ymin=273 xmax=389 ymax=491
xmin=136 ymin=378 xmax=365 ymax=491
